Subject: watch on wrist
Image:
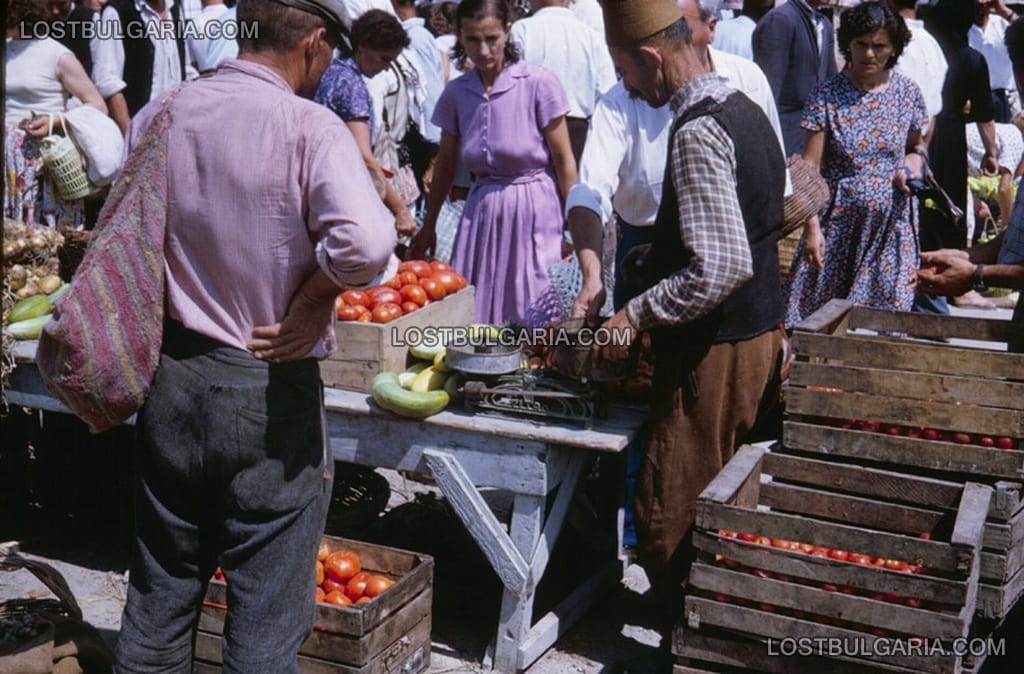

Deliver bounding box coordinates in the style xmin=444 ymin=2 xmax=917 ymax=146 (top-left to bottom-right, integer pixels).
xmin=973 ymin=264 xmax=988 ymax=293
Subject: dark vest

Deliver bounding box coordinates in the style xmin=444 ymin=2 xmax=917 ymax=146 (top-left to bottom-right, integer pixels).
xmin=55 ymin=6 xmax=96 ymax=77
xmin=645 ymin=92 xmax=786 ymax=350
xmin=108 ymin=0 xmax=186 ymax=115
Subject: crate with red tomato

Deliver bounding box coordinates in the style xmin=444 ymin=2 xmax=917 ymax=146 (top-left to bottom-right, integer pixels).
xmin=194 ymin=535 xmax=433 ymax=674
xmin=321 ymin=260 xmax=476 ymax=393
xmin=684 ymin=445 xmax=991 ymax=674
xmin=784 ymin=300 xmax=1024 ymax=483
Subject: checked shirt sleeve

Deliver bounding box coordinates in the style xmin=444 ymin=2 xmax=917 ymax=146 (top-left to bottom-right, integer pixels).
xmin=626 ymin=115 xmax=753 ymax=331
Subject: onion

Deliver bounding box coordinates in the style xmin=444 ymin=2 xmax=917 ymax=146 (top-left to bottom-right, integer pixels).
xmin=39 ymin=274 xmax=62 ymax=294
xmin=29 ymin=235 xmax=48 ymax=252
xmin=16 ymin=282 xmax=39 ymax=299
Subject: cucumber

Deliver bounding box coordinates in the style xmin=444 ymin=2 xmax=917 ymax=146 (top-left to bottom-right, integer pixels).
xmin=8 ymin=294 xmax=51 ymax=323
xmin=443 ymin=373 xmax=465 ymax=403
xmin=47 ymin=283 xmax=71 ymax=304
xmin=433 ymin=350 xmax=451 ymax=373
xmin=411 ymin=365 xmax=449 ymax=393
xmin=5 ymin=314 xmax=52 ymax=340
xmin=397 ymin=362 xmax=429 ymax=389
xmin=409 ymin=342 xmax=446 ymax=361
xmin=372 ymin=372 xmax=450 ymax=418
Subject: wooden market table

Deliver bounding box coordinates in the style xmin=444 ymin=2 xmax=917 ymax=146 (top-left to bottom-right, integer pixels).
xmin=5 ymin=341 xmax=648 ymax=673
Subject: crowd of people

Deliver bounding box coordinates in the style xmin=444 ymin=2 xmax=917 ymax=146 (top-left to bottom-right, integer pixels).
xmin=6 ymin=0 xmax=1024 ymax=671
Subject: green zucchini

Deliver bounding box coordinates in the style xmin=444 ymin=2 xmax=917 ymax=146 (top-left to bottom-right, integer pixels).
xmin=372 ymin=372 xmax=450 ymax=418
xmin=5 ymin=314 xmax=52 ymax=340
xmin=47 ymin=283 xmax=71 ymax=304
xmin=8 ymin=294 xmax=51 ymax=323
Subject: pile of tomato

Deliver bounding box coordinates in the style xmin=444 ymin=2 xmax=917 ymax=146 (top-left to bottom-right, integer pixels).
xmin=315 ymin=543 xmax=394 ymax=607
xmin=335 ymin=260 xmax=468 ymax=324
xmin=831 ymin=418 xmax=1020 ymax=450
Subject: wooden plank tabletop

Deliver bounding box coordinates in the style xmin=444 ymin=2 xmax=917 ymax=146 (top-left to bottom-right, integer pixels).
xmin=10 ymin=341 xmax=646 ymax=451
xmin=323 ymin=387 xmax=646 ymax=454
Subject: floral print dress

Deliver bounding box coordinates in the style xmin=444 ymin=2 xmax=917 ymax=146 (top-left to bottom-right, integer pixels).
xmin=785 ymin=72 xmax=928 ymax=327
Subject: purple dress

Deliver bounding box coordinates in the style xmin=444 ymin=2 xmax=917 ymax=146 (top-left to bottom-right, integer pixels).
xmin=432 ymin=60 xmax=569 ymax=326
xmin=785 ymin=72 xmax=927 ymax=326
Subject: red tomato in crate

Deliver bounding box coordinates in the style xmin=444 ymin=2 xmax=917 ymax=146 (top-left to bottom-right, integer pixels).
xmin=356 ymin=312 xmax=373 ymax=322
xmin=315 ymin=561 xmax=324 ymax=585
xmin=429 ymin=261 xmax=451 ymax=273
xmin=420 ymin=278 xmax=447 ymax=301
xmin=400 ymin=260 xmax=432 ymax=278
xmin=315 ymin=587 xmax=325 ymax=603
xmin=400 ymin=284 xmax=428 ymax=306
xmin=397 ymin=271 xmax=419 ymax=287
xmin=385 ymin=275 xmax=403 ymax=290
xmin=322 ymin=578 xmax=346 ymax=595
xmin=346 ymin=572 xmax=372 ymax=600
xmin=337 ymin=305 xmax=362 ymax=321
xmin=432 ymin=271 xmax=464 ymax=294
xmin=372 ymin=303 xmax=403 ymax=323
xmin=317 ymin=542 xmax=331 ymax=562
xmin=341 ymin=290 xmax=370 ymax=308
xmin=364 ymin=575 xmax=395 ymax=598
xmin=324 ymin=590 xmax=351 ymax=606
xmin=324 ymin=551 xmax=361 ymax=582
xmin=371 ymin=288 xmax=403 ymax=307
xmin=401 ymin=301 xmax=420 ymax=315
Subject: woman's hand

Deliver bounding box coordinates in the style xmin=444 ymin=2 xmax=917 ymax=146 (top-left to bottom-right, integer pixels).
xmin=20 ymin=114 xmax=57 ymax=139
xmin=395 ymin=208 xmax=418 ymax=238
xmin=803 ymin=216 xmax=825 ymax=270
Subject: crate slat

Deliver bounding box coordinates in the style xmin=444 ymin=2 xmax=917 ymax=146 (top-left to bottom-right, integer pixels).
xmin=846 ymin=305 xmax=1016 ymax=343
xmin=783 ymin=423 xmax=1024 ymax=482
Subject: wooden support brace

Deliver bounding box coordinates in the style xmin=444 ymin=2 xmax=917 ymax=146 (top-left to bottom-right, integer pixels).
xmin=422 ymin=449 xmax=529 ymax=595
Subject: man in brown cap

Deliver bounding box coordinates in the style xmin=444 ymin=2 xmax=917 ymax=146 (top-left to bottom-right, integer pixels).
xmin=593 ymin=0 xmax=788 ymax=641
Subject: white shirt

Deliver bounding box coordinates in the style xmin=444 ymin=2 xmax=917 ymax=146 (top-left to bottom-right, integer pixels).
xmin=570 ymin=0 xmax=604 ymax=36
xmin=510 ymin=6 xmax=615 ymax=119
xmin=895 ymin=18 xmax=947 ymax=124
xmin=714 ymin=15 xmax=756 ymax=62
xmin=5 ymin=38 xmax=73 ymax=123
xmin=566 ymin=47 xmax=789 ymax=226
xmin=969 ymin=16 xmax=1015 ymax=91
xmin=91 ymin=0 xmax=183 ymax=102
xmin=402 ymin=17 xmax=444 ymax=143
xmin=186 ymin=3 xmax=229 ymax=73
xmin=204 ymin=6 xmax=237 ymax=68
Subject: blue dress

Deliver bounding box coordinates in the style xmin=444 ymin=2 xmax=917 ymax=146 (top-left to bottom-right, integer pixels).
xmin=785 ymin=72 xmax=928 ymax=327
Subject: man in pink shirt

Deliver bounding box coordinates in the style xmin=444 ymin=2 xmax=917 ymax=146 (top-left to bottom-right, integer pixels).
xmin=113 ymin=0 xmax=395 ymax=671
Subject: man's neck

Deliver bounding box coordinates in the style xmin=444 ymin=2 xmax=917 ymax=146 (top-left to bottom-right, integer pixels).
xmin=897 ymin=9 xmax=916 ymax=21
xmin=239 ymin=51 xmax=303 ymax=95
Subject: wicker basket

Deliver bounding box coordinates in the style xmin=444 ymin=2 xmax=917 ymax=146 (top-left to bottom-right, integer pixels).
xmin=323 ymin=465 xmax=391 ymax=537
xmin=782 ymin=154 xmax=829 ymax=234
xmin=778 ymin=228 xmax=802 ymax=282
xmin=39 ymin=115 xmax=95 ymax=202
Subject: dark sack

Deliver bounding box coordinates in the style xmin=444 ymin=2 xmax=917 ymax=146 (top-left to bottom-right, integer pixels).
xmin=35 ymin=89 xmax=180 ymax=433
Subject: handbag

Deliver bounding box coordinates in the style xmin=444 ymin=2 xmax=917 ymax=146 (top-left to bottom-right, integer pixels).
xmin=38 ymin=114 xmax=95 ymax=201
xmin=35 ymin=88 xmax=181 ymax=433
xmin=373 ymin=63 xmax=421 ymax=206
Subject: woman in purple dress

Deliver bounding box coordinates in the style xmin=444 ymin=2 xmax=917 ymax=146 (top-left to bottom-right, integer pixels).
xmin=409 ymin=0 xmax=577 ymax=327
xmin=786 ymin=1 xmax=929 ymax=326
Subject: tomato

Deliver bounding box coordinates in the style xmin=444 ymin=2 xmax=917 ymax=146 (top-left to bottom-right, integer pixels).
xmin=341 ymin=290 xmax=370 ymax=308
xmin=337 ymin=305 xmax=362 ymax=321
xmin=952 ymin=432 xmax=973 ymax=445
xmin=432 ymin=271 xmax=464 ymax=294
xmin=315 ymin=587 xmax=325 ymax=603
xmin=996 ymin=437 xmax=1016 ymax=450
xmin=848 ymin=553 xmax=873 ymax=565
xmin=324 ymin=551 xmax=361 ymax=582
xmin=884 ymin=559 xmax=910 ymax=572
xmin=372 ymin=303 xmax=402 ymax=323
xmin=401 ymin=301 xmax=420 ymax=315
xmin=397 ymin=271 xmax=419 ymax=287
xmin=372 ymin=289 xmax=402 ymax=307
xmin=753 ymin=536 xmax=771 ymax=547
xmin=905 ymin=597 xmax=922 ymax=608
xmin=400 ymin=284 xmax=428 ymax=306
xmin=809 ymin=547 xmax=830 ymax=559
xmin=826 ymin=548 xmax=849 ymax=562
xmin=345 ymin=571 xmax=372 ymax=600
xmin=324 ymin=590 xmax=352 ymax=606
xmin=317 ymin=542 xmax=331 ymax=562
xmin=385 ymin=275 xmax=404 ymax=290
xmin=884 ymin=424 xmax=903 ymax=436
xmin=400 ymin=260 xmax=432 ymax=278
xmin=797 ymin=543 xmax=815 ymax=554
xmin=322 ymin=578 xmax=346 ymax=595
xmin=978 ymin=436 xmax=995 ymax=448
xmin=820 ymin=583 xmax=838 ymax=593
xmin=921 ymin=429 xmax=943 ymax=441
xmin=918 ymin=532 xmax=932 ymax=540
xmin=713 ymin=592 xmax=731 ymax=604
xmin=356 ymin=312 xmax=373 ymax=322
xmin=364 ymin=575 xmax=394 ymax=598
xmin=736 ymin=533 xmax=757 ymax=543
xmin=904 ymin=427 xmax=923 ymax=439
xmin=315 ymin=561 xmax=325 ymax=585
xmin=769 ymin=538 xmax=793 ymax=550
xmin=429 ymin=261 xmax=451 ymax=273
xmin=355 ymin=596 xmax=373 ymax=604
xmin=420 ymin=278 xmax=447 ymax=301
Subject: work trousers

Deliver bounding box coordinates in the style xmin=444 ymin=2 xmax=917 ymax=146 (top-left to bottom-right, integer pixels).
xmin=635 ymin=327 xmax=785 ymax=631
xmin=114 ymin=323 xmax=331 ymax=673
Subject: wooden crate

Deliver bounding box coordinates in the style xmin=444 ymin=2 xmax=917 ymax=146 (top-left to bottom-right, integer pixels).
xmin=784 ymin=300 xmax=1024 ymax=483
xmin=320 ymin=287 xmax=475 ymax=392
xmin=686 ymin=445 xmax=992 ymax=674
xmin=763 ymin=450 xmax=1024 ymax=618
xmin=978 ymin=565 xmax=1024 ymax=621
xmin=193 ymin=535 xmax=433 ymax=673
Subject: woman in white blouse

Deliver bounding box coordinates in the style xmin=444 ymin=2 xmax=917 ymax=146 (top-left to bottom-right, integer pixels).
xmin=6 ymin=0 xmax=107 ymax=229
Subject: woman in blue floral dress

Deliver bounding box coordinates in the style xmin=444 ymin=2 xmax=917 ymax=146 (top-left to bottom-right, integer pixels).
xmin=785 ymin=1 xmax=929 ymax=326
